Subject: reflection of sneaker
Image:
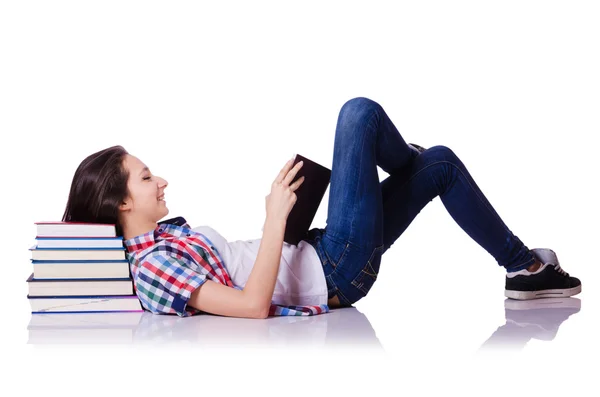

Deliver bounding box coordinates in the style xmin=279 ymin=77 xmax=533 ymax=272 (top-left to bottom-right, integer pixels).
xmin=478 ymin=297 xmax=581 ymax=350
xmin=505 ymin=248 xmax=582 ymax=300
xmin=504 ymin=297 xmax=581 ymax=341
xmin=408 ymin=142 xmax=427 ymax=154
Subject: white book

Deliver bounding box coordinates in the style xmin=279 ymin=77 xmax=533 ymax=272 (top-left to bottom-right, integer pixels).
xmin=26 ymin=273 xmax=134 ymax=296
xmin=35 ymin=221 xmax=116 ymax=237
xmin=28 ymin=295 xmax=143 ymax=313
xmin=36 ymin=237 xmax=123 ymax=249
xmin=29 ymin=245 xmax=126 ymax=261
xmin=32 ymin=260 xmax=130 ymax=279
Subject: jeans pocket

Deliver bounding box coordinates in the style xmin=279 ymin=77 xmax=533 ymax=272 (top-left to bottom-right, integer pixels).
xmin=350 ymin=244 xmax=384 ymax=296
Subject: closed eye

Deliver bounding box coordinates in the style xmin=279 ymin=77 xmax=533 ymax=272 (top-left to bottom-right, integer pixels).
xmin=143 ymin=176 xmax=152 ymax=181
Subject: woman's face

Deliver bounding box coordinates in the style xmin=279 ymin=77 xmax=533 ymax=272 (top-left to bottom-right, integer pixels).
xmin=120 ymin=154 xmax=169 ymax=223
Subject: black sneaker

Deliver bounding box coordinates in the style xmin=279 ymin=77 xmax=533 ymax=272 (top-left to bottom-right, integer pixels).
xmin=505 ymin=248 xmax=581 ymax=300
xmin=408 ymin=142 xmax=427 ymax=154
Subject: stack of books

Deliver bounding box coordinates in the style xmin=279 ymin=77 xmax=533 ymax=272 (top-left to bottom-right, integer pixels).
xmin=26 ymin=221 xmax=143 ymax=314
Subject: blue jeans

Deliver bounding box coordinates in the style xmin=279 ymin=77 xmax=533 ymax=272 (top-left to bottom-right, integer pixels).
xmin=303 ymin=97 xmax=536 ymax=307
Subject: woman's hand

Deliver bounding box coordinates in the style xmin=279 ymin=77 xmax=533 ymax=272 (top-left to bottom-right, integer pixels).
xmin=265 ymin=156 xmax=305 ymax=223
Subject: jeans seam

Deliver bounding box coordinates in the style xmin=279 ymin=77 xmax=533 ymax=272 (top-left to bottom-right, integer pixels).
xmin=333 ymin=242 xmax=350 ymax=268
xmin=326 ymin=230 xmax=361 ymax=250
xmin=351 ymin=244 xmax=383 ymax=295
xmin=335 ymin=285 xmax=352 ymax=306
xmin=322 ymin=234 xmax=351 ymax=270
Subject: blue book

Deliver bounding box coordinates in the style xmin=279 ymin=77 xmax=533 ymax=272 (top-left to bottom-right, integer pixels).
xmin=29 ymin=245 xmax=126 ymax=261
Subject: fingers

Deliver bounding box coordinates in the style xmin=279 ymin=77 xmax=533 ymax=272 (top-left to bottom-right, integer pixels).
xmin=290 ymin=175 xmax=305 ymax=191
xmin=275 ymin=157 xmax=303 ymax=186
xmin=275 ymin=156 xmax=296 ymax=184
xmin=283 ymin=160 xmax=303 ymax=186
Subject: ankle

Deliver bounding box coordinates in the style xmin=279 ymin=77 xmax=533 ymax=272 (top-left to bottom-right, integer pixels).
xmin=527 ymin=258 xmax=542 ymax=272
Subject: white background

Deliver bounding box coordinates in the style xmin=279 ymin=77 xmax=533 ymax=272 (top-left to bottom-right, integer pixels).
xmin=1 ymin=1 xmax=598 ymax=395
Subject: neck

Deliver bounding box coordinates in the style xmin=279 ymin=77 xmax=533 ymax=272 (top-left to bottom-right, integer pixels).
xmin=122 ymin=218 xmax=158 ymax=241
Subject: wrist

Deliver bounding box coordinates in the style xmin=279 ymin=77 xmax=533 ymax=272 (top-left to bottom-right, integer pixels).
xmin=264 ymin=217 xmax=287 ymax=230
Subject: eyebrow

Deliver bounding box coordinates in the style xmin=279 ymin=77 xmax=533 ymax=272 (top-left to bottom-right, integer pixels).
xmin=139 ymin=166 xmax=149 ymax=176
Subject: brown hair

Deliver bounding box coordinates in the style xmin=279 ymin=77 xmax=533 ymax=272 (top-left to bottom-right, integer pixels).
xmin=62 ymin=145 xmax=130 ymax=237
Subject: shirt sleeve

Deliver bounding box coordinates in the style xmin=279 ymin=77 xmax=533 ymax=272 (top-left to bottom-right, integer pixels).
xmin=134 ymin=252 xmax=207 ymax=317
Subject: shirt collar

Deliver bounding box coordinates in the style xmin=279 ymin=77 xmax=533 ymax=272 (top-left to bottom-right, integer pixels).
xmin=123 ymin=216 xmax=191 ymax=254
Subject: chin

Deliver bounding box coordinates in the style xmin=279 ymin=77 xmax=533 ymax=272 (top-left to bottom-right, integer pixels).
xmin=159 ymin=206 xmax=169 ymax=218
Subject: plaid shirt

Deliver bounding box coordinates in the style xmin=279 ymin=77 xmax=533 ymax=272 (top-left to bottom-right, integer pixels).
xmin=123 ymin=216 xmax=330 ymax=318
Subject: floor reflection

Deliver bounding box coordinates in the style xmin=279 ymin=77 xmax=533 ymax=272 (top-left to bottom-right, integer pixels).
xmin=479 ymin=297 xmax=581 ymax=351
xmin=26 ymin=306 xmax=384 ymax=351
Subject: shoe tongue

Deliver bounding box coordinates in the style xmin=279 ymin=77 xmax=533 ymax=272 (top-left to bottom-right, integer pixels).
xmin=531 ymin=248 xmax=559 ymax=267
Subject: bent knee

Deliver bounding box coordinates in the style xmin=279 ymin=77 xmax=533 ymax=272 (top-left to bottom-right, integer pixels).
xmin=424 ymin=144 xmax=458 ymax=160
xmin=340 ymin=96 xmax=381 ymax=116
xmin=337 ymin=97 xmax=383 ymax=134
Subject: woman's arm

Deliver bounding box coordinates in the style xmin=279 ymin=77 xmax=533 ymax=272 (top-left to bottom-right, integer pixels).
xmin=187 ymin=216 xmax=286 ymax=319
xmin=190 ymin=158 xmax=302 ymax=319
xmin=242 ymin=216 xmax=286 ymax=317
xmin=188 ymin=279 xmax=265 ymax=319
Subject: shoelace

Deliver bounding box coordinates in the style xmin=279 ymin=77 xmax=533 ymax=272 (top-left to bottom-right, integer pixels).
xmin=553 ymin=263 xmax=569 ymax=277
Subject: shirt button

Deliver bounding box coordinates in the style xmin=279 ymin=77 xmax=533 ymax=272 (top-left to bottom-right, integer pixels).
xmin=186 ymin=233 xmax=191 ymax=237
xmin=158 ymin=228 xmax=163 ymax=232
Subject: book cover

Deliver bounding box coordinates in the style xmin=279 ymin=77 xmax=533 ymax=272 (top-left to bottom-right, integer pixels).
xmin=31 ymin=259 xmax=131 ymax=279
xmin=284 ymin=154 xmax=331 ymax=245
xmin=35 ymin=221 xmax=116 ymax=238
xmin=26 ymin=273 xmax=134 ymax=296
xmin=28 ymin=294 xmax=143 ymax=313
xmin=36 ymin=237 xmax=124 ymax=249
xmin=29 ymin=245 xmax=126 ymax=261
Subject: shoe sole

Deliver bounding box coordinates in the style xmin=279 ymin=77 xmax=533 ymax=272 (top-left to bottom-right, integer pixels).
xmin=504 ymin=284 xmax=582 ymax=300
xmin=504 ymin=297 xmax=581 ymax=310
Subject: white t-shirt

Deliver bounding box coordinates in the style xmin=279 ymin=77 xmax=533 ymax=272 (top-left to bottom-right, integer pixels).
xmin=191 ymin=225 xmax=328 ymax=306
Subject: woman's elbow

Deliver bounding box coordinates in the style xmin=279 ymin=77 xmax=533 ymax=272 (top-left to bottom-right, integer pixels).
xmin=255 ymin=306 xmax=269 ymax=319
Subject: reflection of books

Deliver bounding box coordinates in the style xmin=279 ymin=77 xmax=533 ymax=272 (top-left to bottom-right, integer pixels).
xmin=26 ymin=273 xmax=134 ymax=296
xmin=284 ymin=154 xmax=331 ymax=246
xmin=27 ymin=312 xmax=144 ymax=344
xmin=28 ymin=295 xmax=143 ymax=313
xmin=26 ymin=308 xmax=385 ymax=350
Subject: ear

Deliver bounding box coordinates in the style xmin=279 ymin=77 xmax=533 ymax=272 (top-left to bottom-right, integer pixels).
xmin=119 ymin=198 xmax=132 ymax=212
